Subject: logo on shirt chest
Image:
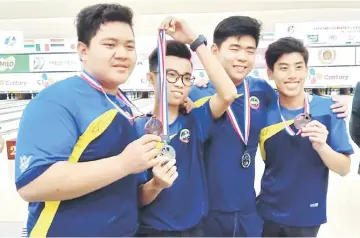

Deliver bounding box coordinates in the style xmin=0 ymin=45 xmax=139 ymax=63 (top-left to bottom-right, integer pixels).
xmin=179 ymin=129 xmax=190 ymax=143
xmin=249 ymin=96 xmax=260 ymax=110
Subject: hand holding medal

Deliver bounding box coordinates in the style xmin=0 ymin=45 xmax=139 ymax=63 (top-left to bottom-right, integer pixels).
xmin=301 ymin=120 xmax=329 ymax=151
xmin=278 ymin=94 xmax=312 ymax=136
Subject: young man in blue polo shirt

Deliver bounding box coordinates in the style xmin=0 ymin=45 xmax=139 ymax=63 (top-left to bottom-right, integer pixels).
xmin=189 ymin=16 xmax=349 ymax=237
xmin=14 ymin=4 xmax=162 ymax=237
xmin=135 ymin=17 xmax=237 ymax=236
xmin=257 ymin=37 xmax=353 ymax=237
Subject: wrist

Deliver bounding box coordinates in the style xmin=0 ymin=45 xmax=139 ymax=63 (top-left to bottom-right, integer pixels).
xmin=314 ymin=143 xmax=330 ymax=154
xmin=114 ymin=154 xmax=133 ymax=176
xmin=188 ymin=33 xmax=198 ymax=45
xmin=148 ymin=178 xmax=164 ymax=192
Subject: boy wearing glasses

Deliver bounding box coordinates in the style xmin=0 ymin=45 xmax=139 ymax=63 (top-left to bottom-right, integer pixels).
xmin=134 ymin=17 xmax=237 ymax=236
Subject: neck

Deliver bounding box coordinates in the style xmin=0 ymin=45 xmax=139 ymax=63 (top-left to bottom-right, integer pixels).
xmin=232 ymin=77 xmax=245 ymax=86
xmin=83 ymin=67 xmax=118 ymax=95
xmin=279 ymin=91 xmax=306 ymax=110
xmin=153 ymin=103 xmax=179 ymax=124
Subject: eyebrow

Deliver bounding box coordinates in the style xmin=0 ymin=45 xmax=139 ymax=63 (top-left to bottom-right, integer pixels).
xmin=102 ymin=38 xmax=135 ymax=44
xmin=278 ymin=61 xmax=304 ymax=66
xmin=229 ymin=44 xmax=256 ymax=50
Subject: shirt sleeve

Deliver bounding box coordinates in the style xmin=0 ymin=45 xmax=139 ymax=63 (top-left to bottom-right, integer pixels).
xmin=350 ymin=82 xmax=360 ymax=147
xmin=262 ymin=80 xmax=278 ymax=108
xmin=191 ymin=99 xmax=222 ymax=142
xmin=329 ymin=106 xmax=354 ymax=155
xmin=189 ymin=86 xmax=213 ymax=108
xmin=15 ymin=99 xmax=79 ymax=190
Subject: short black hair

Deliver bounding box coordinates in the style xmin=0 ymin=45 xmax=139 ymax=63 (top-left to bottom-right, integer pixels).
xmin=213 ymin=16 xmax=262 ymax=48
xmin=265 ymin=37 xmax=309 ymax=71
xmin=75 ymin=4 xmax=134 ymax=46
xmin=148 ymin=40 xmax=192 ymax=72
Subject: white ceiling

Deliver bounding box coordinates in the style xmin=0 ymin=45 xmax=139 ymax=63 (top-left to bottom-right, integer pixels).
xmin=0 ymin=0 xmax=359 ymax=38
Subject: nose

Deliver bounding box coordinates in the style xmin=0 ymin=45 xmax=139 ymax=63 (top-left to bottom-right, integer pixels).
xmin=236 ymin=49 xmax=247 ymax=62
xmin=174 ymin=77 xmax=184 ymax=88
xmin=113 ymin=46 xmax=128 ymax=60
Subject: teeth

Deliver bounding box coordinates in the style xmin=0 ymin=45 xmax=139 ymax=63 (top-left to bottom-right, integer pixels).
xmin=173 ymin=91 xmax=182 ymax=97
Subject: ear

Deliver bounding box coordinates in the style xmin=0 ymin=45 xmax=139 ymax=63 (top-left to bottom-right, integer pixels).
xmin=77 ymin=41 xmax=88 ymax=62
xmin=146 ymin=72 xmax=155 ymax=86
xmin=210 ymin=43 xmax=219 ymax=56
xmin=267 ymin=68 xmax=274 ymax=81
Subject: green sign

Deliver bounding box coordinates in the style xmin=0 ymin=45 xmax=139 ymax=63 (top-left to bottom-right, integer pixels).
xmin=0 ymin=54 xmax=30 ymax=74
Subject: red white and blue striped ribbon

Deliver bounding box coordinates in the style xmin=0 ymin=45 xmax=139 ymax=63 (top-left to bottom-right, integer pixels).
xmin=227 ymin=79 xmax=251 ymax=146
xmin=80 ymin=71 xmax=142 ymax=121
xmin=277 ymin=95 xmax=310 ymax=136
xmin=157 ymin=29 xmax=169 ymax=136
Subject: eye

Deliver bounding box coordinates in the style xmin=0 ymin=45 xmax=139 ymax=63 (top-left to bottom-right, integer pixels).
xmin=127 ymin=45 xmax=135 ymax=50
xmin=280 ymin=67 xmax=288 ymax=71
xmin=104 ymin=43 xmax=115 ymax=48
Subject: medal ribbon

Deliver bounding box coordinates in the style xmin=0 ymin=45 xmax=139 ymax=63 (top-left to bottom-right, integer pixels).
xmin=277 ymin=95 xmax=310 ymax=136
xmin=80 ymin=71 xmax=143 ymax=121
xmin=227 ymin=79 xmax=251 ymax=146
xmin=157 ymin=29 xmax=169 ymax=137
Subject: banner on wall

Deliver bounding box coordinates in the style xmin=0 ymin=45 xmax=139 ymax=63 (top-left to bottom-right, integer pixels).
xmin=23 ymin=39 xmax=77 ymax=54
xmin=250 ymin=67 xmax=360 ymax=88
xmin=275 ymin=21 xmax=360 ymax=46
xmin=29 ymin=53 xmax=82 ymax=72
xmin=0 ymin=72 xmax=77 ymax=92
xmin=0 ymin=54 xmax=29 ymax=74
xmin=308 ymin=47 xmax=356 ymax=67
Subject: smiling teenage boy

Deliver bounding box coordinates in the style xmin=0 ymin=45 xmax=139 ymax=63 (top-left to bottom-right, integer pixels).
xmin=189 ymin=16 xmax=349 ymax=237
xmin=257 ymin=37 xmax=354 ymax=237
xmin=14 ymin=4 xmax=162 ymax=237
xmin=135 ymin=17 xmax=237 ymax=236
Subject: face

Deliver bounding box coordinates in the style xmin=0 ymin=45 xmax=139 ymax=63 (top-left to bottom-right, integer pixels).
xmin=148 ymin=56 xmax=193 ymax=107
xmin=267 ymin=52 xmax=308 ymax=98
xmin=212 ymin=35 xmax=256 ymax=85
xmin=78 ymin=22 xmax=137 ymax=89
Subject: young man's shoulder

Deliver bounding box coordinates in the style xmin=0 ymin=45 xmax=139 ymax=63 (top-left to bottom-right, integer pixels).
xmin=310 ymin=95 xmax=334 ymax=116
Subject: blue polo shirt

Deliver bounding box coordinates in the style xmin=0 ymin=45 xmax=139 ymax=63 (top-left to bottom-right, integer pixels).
xmin=257 ymin=95 xmax=354 ymax=227
xmin=15 ymin=74 xmax=139 ymax=237
xmin=135 ymin=101 xmax=217 ymax=231
xmin=189 ymin=76 xmax=277 ymax=212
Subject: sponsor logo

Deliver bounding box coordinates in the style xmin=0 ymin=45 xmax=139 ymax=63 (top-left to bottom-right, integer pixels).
xmin=318 ymin=49 xmax=336 ymax=64
xmin=179 ymin=129 xmax=190 ymax=143
xmin=0 ymin=56 xmax=15 ymax=71
xmin=4 ymin=36 xmax=16 ymax=46
xmin=249 ymin=96 xmax=260 ymax=109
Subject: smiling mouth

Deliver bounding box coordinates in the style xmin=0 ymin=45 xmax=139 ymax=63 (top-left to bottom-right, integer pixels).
xmin=171 ymin=91 xmax=183 ymax=96
xmin=234 ymin=66 xmax=247 ymax=71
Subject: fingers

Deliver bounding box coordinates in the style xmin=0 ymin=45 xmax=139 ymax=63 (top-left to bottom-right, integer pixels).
xmin=147 ymin=156 xmax=162 ymax=169
xmin=159 ymin=17 xmax=177 ymax=31
xmin=140 ymin=134 xmax=162 ymax=144
xmin=142 ymin=141 xmax=158 ymax=152
xmin=309 ymin=136 xmax=326 ymax=144
xmin=145 ymin=148 xmax=161 ymax=160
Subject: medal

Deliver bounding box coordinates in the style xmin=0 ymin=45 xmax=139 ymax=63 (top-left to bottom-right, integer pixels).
xmin=156 ymin=29 xmax=176 ymax=161
xmin=144 ymin=117 xmax=163 ymax=136
xmin=241 ymin=150 xmax=251 ymax=168
xmin=227 ymin=79 xmax=252 ymax=169
xmin=159 ymin=144 xmax=176 ymax=165
xmin=294 ymin=113 xmax=311 ymax=130
xmin=277 ymin=94 xmax=311 ymax=136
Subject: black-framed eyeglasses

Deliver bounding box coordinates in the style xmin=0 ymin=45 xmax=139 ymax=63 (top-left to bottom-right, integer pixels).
xmin=153 ymin=69 xmax=195 ymax=86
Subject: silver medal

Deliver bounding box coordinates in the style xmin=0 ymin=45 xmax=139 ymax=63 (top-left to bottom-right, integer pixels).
xmin=159 ymin=144 xmax=176 ymax=166
xmin=294 ymin=113 xmax=311 ymax=130
xmin=144 ymin=117 xmax=163 ymax=136
xmin=241 ymin=151 xmax=251 ymax=168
